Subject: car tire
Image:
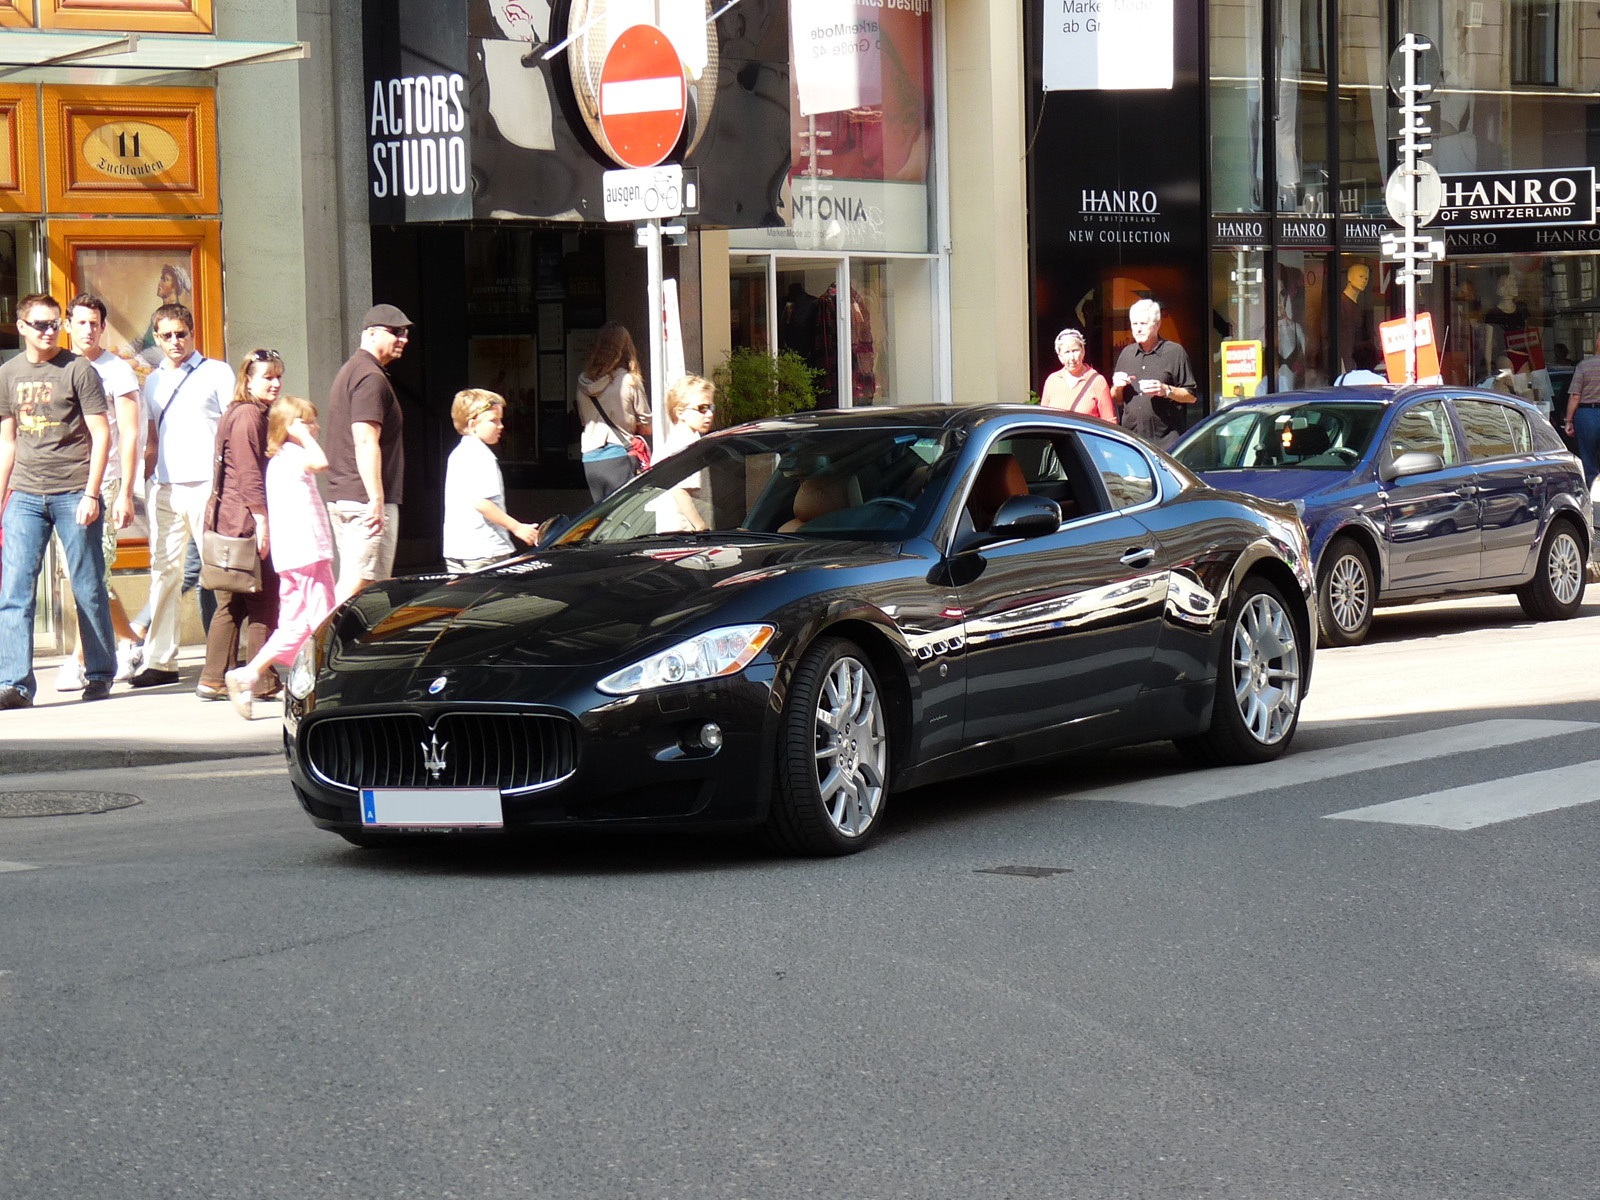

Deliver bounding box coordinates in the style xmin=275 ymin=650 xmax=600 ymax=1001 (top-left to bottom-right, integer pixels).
xmin=766 ymin=636 xmax=891 ymax=856
xmin=1175 ymin=575 xmax=1306 ymax=767
xmin=1516 ymin=517 xmax=1586 ymax=621
xmin=1317 ymin=535 xmax=1375 ymax=647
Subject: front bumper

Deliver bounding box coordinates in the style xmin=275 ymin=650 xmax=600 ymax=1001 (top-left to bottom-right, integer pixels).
xmin=285 ymin=665 xmax=780 ymax=837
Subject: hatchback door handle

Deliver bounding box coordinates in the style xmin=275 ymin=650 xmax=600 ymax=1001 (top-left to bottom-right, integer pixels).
xmin=1524 ymin=474 xmax=1544 ymax=485
xmin=1455 ymin=485 xmax=1478 ymax=496
xmin=1120 ymin=547 xmax=1156 ymax=567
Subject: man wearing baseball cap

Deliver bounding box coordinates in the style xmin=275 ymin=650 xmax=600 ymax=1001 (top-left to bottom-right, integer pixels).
xmin=324 ymin=304 xmax=410 ymax=602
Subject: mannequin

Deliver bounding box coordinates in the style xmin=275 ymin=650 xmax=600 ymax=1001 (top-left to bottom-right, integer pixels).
xmin=1483 ymin=271 xmax=1532 ymax=377
xmin=1338 ymin=263 xmax=1372 ymax=372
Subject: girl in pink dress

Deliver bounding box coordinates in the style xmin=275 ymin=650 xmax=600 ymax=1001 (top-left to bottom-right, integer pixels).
xmin=224 ymin=396 xmax=334 ymax=719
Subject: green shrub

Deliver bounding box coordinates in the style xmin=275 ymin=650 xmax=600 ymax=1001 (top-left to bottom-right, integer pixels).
xmin=712 ymin=347 xmax=822 ymax=428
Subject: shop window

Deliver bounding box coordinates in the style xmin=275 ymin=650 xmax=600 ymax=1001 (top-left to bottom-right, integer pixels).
xmin=1210 ymin=0 xmax=1266 ymax=213
xmin=1276 ymin=253 xmax=1333 ymax=389
xmin=1276 ymin=0 xmax=1329 ymax=213
xmin=1510 ymin=0 xmax=1560 ymax=87
xmin=1212 ymin=248 xmax=1268 ymax=405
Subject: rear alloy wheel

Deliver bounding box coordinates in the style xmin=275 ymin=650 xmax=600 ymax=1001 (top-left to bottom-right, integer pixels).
xmin=1517 ymin=518 xmax=1586 ymax=621
xmin=767 ymin=637 xmax=890 ymax=855
xmin=1317 ymin=535 xmax=1375 ymax=646
xmin=1176 ymin=576 xmax=1304 ymax=766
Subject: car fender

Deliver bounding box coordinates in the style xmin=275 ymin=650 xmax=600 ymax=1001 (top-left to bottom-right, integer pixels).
xmin=1310 ymin=511 xmax=1390 ymax=592
xmin=1219 ymin=536 xmax=1318 ymax=692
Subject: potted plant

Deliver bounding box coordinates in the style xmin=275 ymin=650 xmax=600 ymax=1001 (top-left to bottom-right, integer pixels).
xmin=712 ymin=346 xmax=822 ymax=428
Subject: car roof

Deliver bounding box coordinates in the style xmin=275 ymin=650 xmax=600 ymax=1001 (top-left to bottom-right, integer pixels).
xmin=728 ymin=403 xmax=1135 ymax=436
xmin=1205 ymin=384 xmax=1546 ymax=414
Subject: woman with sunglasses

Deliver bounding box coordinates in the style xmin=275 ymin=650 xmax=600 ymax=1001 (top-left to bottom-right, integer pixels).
xmin=197 ymin=349 xmax=283 ymax=700
xmin=653 ymin=375 xmax=717 ymax=534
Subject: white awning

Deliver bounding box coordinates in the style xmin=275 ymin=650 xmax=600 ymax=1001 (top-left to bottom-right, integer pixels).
xmin=0 ymin=31 xmax=308 ymax=71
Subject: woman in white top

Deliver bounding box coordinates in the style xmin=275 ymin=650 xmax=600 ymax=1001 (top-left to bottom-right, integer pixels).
xmin=655 ymin=376 xmax=717 ymax=534
xmin=443 ymin=388 xmax=538 ymax=572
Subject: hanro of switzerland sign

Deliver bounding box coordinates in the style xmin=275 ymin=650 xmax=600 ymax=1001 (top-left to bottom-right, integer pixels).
xmin=1433 ymin=167 xmax=1596 ymax=229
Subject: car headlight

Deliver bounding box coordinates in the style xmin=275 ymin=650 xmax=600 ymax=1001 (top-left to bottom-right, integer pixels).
xmin=597 ymin=624 xmax=775 ymax=696
xmin=287 ymin=638 xmax=318 ymax=700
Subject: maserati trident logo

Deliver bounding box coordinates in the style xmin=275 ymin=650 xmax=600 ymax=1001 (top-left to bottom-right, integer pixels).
xmin=421 ymin=732 xmax=449 ymax=783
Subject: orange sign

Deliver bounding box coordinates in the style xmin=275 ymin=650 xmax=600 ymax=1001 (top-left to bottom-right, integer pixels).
xmin=1220 ymin=340 xmax=1263 ymax=402
xmin=1379 ymin=314 xmax=1442 ymax=384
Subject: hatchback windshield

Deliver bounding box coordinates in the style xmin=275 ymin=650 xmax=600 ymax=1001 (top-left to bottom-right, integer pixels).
xmin=554 ymin=424 xmax=965 ymax=545
xmin=1175 ymin=402 xmax=1386 ymax=472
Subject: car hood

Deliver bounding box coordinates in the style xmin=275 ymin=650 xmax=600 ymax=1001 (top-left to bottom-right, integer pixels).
xmin=324 ymin=538 xmax=906 ymax=671
xmin=1195 ymin=468 xmax=1349 ymax=503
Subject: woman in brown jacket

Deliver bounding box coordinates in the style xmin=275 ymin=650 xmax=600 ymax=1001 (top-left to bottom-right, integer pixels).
xmin=198 ymin=350 xmax=283 ymax=699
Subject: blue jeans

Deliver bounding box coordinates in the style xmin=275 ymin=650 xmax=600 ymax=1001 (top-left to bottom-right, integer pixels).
xmin=1573 ymin=407 xmax=1600 ymax=488
xmin=0 ymin=490 xmax=115 ymax=697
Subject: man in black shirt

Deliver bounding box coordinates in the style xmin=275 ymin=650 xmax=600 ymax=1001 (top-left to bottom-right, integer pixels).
xmin=1111 ymin=298 xmax=1199 ymax=449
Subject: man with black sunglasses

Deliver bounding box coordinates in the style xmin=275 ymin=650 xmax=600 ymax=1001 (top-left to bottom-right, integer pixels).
xmin=131 ymin=302 xmax=235 ymax=688
xmin=0 ymin=293 xmax=114 ymax=708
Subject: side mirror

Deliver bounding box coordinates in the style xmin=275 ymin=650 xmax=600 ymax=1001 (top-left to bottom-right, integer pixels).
xmin=1384 ymin=450 xmax=1445 ymax=481
xmin=987 ymin=494 xmax=1063 ymax=540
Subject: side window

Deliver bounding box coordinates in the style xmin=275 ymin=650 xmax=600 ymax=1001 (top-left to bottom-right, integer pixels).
xmin=1453 ymin=398 xmax=1529 ymax=459
xmin=1078 ymin=432 xmax=1157 ymax=509
xmin=1387 ymin=400 xmax=1460 ymax=465
xmin=964 ymin=433 xmax=1096 ymax=530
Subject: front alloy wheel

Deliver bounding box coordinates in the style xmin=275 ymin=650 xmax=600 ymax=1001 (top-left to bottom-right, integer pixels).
xmin=768 ymin=637 xmax=890 ymax=855
xmin=1317 ymin=536 xmax=1374 ymax=646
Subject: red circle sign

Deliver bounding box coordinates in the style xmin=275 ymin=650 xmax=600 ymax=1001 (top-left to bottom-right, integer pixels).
xmin=597 ymin=25 xmax=687 ymax=170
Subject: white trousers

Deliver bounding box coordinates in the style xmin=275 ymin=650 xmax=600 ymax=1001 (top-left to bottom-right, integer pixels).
xmin=144 ymin=481 xmax=212 ymax=672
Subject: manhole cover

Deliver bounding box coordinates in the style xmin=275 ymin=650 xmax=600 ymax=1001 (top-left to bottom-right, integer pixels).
xmin=0 ymin=791 xmax=143 ymax=818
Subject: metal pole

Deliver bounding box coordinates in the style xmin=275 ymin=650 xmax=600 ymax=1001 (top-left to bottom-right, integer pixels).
xmin=1404 ymin=35 xmax=1418 ymax=385
xmin=645 ymin=216 xmax=666 ymax=456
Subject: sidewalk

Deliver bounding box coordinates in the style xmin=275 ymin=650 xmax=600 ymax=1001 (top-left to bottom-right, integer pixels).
xmin=0 ymin=646 xmax=285 ymax=774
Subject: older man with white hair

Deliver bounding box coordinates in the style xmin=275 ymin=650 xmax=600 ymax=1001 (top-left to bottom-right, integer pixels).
xmin=1110 ymin=298 xmax=1199 ymax=449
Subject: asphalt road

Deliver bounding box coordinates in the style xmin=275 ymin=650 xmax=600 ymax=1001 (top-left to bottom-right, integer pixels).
xmin=3 ymin=595 xmax=1598 ymax=1200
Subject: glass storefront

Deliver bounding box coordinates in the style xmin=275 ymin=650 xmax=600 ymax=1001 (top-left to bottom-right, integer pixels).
xmin=1209 ymin=0 xmax=1600 ymax=412
xmin=726 ymin=1 xmax=942 ymax=408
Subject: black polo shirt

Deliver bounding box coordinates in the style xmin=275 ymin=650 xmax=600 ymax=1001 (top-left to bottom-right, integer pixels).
xmin=325 ymin=349 xmax=404 ymax=505
xmin=1115 ymin=337 xmax=1198 ymax=448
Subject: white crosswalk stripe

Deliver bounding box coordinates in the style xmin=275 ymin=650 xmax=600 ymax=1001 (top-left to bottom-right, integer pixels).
xmin=1324 ymin=759 xmax=1600 ymax=830
xmin=1078 ymin=719 xmax=1597 ymax=808
xmin=0 ymin=861 xmax=39 ymax=873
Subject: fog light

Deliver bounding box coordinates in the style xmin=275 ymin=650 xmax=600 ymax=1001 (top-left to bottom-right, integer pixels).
xmin=698 ymin=722 xmax=723 ymax=750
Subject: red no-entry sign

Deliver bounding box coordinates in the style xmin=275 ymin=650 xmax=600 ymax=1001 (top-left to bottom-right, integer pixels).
xmin=597 ymin=25 xmax=687 ymax=170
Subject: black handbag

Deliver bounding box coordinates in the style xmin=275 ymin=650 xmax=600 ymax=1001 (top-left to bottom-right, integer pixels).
xmin=199 ymin=406 xmax=263 ymax=595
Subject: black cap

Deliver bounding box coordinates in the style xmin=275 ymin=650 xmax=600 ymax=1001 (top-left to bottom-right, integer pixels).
xmin=362 ymin=303 xmax=412 ymax=330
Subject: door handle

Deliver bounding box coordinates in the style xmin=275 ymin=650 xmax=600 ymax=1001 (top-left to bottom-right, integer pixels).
xmin=1454 ymin=485 xmax=1478 ymax=496
xmin=1524 ymin=474 xmax=1544 ymax=485
xmin=1120 ymin=547 xmax=1156 ymax=567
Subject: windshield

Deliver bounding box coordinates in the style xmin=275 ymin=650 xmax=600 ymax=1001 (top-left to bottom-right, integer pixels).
xmin=1175 ymin=402 xmax=1385 ymax=472
xmin=554 ymin=424 xmax=965 ymax=545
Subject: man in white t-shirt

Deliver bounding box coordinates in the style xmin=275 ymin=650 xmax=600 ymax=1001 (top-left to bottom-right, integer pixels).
xmin=57 ymin=294 xmax=145 ymax=688
xmin=131 ymin=302 xmax=235 ymax=687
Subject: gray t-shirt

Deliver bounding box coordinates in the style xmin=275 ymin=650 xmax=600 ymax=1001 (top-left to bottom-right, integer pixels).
xmin=0 ymin=349 xmax=108 ymax=494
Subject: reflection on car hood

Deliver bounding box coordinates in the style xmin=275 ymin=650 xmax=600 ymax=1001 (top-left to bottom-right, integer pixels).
xmin=325 ymin=538 xmax=904 ymax=670
xmin=1195 ymin=468 xmax=1345 ymax=503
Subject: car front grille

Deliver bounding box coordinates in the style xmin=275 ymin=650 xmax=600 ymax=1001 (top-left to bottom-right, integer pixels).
xmin=304 ymin=711 xmax=578 ymax=794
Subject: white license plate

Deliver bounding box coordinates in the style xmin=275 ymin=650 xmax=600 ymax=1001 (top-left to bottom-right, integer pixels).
xmin=360 ymin=788 xmax=503 ymax=829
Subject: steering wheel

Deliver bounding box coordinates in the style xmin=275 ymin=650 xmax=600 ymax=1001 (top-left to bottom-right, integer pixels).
xmin=1331 ymin=446 xmax=1360 ymax=465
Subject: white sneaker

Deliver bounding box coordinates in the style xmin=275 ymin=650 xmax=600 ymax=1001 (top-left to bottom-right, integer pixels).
xmin=114 ymin=642 xmax=144 ymax=682
xmin=55 ymin=658 xmax=86 ymax=692
xmin=224 ymin=668 xmax=255 ymax=720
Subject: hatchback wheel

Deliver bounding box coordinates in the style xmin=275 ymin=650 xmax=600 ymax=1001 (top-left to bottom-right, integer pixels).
xmin=1176 ymin=576 xmax=1305 ymax=766
xmin=767 ymin=637 xmax=890 ymax=855
xmin=1317 ymin=535 xmax=1375 ymax=646
xmin=1517 ymin=518 xmax=1586 ymax=621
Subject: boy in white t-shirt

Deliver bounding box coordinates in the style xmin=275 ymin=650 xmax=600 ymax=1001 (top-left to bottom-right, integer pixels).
xmin=443 ymin=389 xmax=538 ymax=572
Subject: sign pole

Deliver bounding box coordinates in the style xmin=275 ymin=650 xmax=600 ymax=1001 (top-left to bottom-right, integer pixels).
xmin=1404 ymin=38 xmax=1417 ymax=385
xmin=644 ymin=217 xmax=665 ymax=457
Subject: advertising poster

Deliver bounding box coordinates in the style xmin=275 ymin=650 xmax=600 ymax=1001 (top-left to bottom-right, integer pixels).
xmin=1041 ymin=0 xmax=1175 ymax=91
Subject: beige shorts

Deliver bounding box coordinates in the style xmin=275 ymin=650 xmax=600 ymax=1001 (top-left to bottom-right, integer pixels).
xmin=100 ymin=477 xmax=121 ymax=592
xmin=328 ymin=500 xmax=400 ymax=592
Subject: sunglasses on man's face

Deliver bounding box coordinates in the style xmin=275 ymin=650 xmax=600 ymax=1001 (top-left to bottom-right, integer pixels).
xmin=155 ymin=329 xmax=191 ymax=342
xmin=381 ymin=325 xmax=410 ymax=338
xmin=21 ymin=318 xmax=62 ymax=335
